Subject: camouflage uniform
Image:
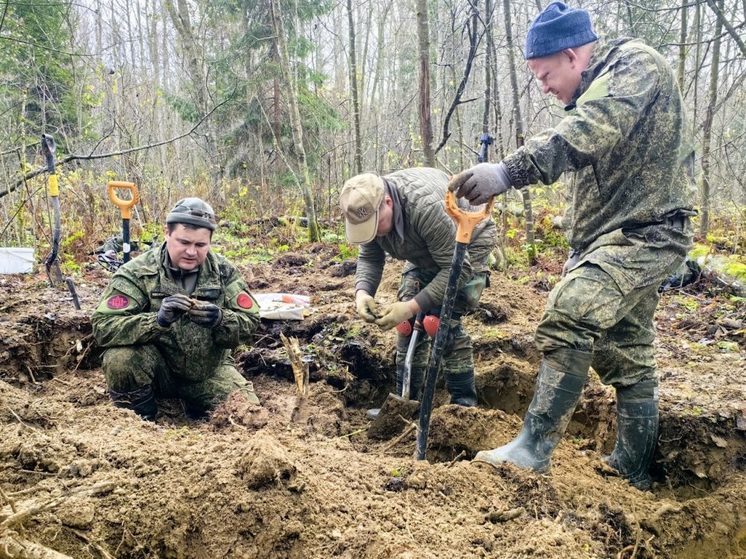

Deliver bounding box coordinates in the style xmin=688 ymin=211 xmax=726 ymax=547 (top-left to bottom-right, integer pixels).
xmin=503 ymin=38 xmax=695 ymax=391
xmin=475 ymin=38 xmax=695 ymax=488
xmin=92 ymin=242 xmax=260 ymax=416
xmin=355 ymin=167 xmax=497 ymax=399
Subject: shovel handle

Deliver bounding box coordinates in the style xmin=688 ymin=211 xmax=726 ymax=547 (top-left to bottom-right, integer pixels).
xmin=107 ymin=181 xmax=140 ymax=220
xmin=445 ymin=191 xmax=494 ymax=244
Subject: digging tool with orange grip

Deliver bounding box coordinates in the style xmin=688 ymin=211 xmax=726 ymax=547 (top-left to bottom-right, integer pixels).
xmin=107 ymin=181 xmax=140 ymax=264
xmin=416 ymin=191 xmax=494 ymax=460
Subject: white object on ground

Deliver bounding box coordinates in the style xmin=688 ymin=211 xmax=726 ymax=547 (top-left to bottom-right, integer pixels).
xmin=0 ymin=247 xmax=34 ymax=274
xmin=254 ymin=292 xmax=311 ymax=321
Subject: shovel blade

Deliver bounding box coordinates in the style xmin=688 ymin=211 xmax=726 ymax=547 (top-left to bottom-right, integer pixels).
xmin=367 ymin=393 xmax=420 ymax=440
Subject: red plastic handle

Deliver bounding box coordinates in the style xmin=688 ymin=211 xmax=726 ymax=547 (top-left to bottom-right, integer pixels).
xmin=396 ymin=320 xmax=413 ymax=336
xmin=423 ymin=315 xmax=440 ymax=337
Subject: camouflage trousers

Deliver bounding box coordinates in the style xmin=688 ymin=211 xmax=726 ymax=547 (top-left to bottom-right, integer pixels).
xmin=396 ymin=268 xmax=489 ymax=397
xmin=535 ymin=223 xmax=692 ymax=395
xmin=102 ymin=344 xmax=258 ymax=413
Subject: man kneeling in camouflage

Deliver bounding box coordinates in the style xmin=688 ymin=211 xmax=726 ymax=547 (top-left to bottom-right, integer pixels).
xmin=92 ymin=197 xmax=261 ymax=420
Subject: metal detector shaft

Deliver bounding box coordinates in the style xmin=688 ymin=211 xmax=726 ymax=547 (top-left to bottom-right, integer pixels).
xmin=402 ymin=311 xmax=425 ymax=400
xmin=416 ymin=192 xmax=493 ymax=460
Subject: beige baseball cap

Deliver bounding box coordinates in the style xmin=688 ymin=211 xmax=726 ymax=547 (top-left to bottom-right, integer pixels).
xmin=340 ymin=173 xmax=385 ymax=244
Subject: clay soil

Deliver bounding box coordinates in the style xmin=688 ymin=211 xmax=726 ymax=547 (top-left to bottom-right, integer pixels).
xmin=0 ymin=242 xmax=744 ymax=559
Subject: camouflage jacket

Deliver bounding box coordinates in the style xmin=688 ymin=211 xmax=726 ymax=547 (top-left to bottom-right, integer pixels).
xmin=91 ymin=243 xmax=259 ymax=380
xmin=503 ymin=38 xmax=695 ymax=252
xmin=355 ymin=167 xmax=497 ymax=312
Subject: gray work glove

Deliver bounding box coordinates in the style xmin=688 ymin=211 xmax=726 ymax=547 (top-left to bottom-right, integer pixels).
xmin=355 ymin=291 xmax=379 ymax=323
xmin=157 ymin=293 xmax=193 ymax=327
xmin=448 ymin=162 xmax=512 ymax=205
xmin=188 ymin=300 xmax=223 ymax=328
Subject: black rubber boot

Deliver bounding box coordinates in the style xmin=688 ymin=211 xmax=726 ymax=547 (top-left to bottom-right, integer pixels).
xmin=474 ymin=348 xmax=591 ymax=472
xmin=446 ymin=370 xmax=478 ymax=407
xmin=109 ymin=385 xmax=157 ymax=421
xmin=604 ymin=388 xmax=658 ymax=490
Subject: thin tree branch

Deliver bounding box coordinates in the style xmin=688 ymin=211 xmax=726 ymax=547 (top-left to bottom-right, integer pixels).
xmin=434 ymin=2 xmax=482 ymax=155
xmin=0 ymin=1 xmax=9 ymax=36
xmin=704 ymin=0 xmax=746 ymax=57
xmin=0 ymin=97 xmax=232 ymax=200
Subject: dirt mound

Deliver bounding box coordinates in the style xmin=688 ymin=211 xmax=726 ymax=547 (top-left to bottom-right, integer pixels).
xmin=1 ymin=248 xmax=745 ymax=558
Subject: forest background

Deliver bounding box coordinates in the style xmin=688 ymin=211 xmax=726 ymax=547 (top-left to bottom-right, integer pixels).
xmin=0 ymin=0 xmax=743 ymax=271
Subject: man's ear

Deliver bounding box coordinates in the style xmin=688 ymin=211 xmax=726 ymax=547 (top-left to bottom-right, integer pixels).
xmin=384 ymin=195 xmax=394 ymax=208
xmin=564 ymin=48 xmax=578 ymax=64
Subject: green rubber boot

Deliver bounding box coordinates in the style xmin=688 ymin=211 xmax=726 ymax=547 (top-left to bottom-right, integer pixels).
xmin=474 ymin=348 xmax=591 ymax=472
xmin=604 ymin=386 xmax=658 ymax=490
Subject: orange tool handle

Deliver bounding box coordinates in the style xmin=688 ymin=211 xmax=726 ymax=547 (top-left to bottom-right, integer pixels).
xmin=445 ymin=191 xmax=494 ymax=244
xmin=107 ymin=181 xmax=140 ymax=220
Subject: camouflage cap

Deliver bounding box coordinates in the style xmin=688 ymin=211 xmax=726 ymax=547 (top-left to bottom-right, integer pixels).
xmin=166 ymin=197 xmax=217 ymax=231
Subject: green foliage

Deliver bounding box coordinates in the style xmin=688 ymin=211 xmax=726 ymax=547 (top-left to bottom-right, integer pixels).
xmin=196 ymin=0 xmax=339 ymax=183
xmin=722 ymin=258 xmax=746 ymax=283
xmin=0 ymin=2 xmax=86 ymax=142
xmin=335 ymin=243 xmax=358 ymax=262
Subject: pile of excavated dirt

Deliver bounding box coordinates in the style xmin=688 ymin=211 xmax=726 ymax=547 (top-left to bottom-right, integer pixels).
xmin=0 ymin=243 xmax=744 ymax=559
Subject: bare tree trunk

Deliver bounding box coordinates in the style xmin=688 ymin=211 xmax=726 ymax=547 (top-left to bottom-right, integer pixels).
xmin=502 ymin=0 xmax=536 ymax=265
xmin=704 ymin=0 xmax=746 ymax=57
xmin=125 ymin=0 xmax=137 ymax=69
xmin=699 ymin=0 xmax=723 ymax=237
xmin=677 ymin=0 xmax=688 ymax=93
xmin=416 ymin=0 xmax=434 ymax=166
xmin=487 ymin=0 xmax=505 ymax=160
xmin=164 ymin=0 xmax=223 ymax=201
xmin=692 ymin=0 xmax=701 ymax=126
xmin=481 ymin=0 xmax=492 ymax=151
xmin=483 ymin=0 xmax=506 ymax=271
xmin=347 ymin=0 xmax=362 ymax=174
xmin=269 ymin=0 xmax=320 ymax=241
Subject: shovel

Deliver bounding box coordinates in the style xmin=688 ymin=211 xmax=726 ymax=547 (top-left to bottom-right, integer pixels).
xmin=367 ymin=312 xmax=427 ymax=439
xmin=41 ymin=134 xmax=81 ymax=310
xmin=416 ymin=191 xmax=493 ymax=460
xmin=107 ymin=181 xmax=140 ymax=263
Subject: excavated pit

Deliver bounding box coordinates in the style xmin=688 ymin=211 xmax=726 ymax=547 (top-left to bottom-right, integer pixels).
xmin=1 ymin=261 xmax=744 ymax=559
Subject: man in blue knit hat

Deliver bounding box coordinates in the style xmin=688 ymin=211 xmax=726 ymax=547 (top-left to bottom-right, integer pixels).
xmin=449 ymin=2 xmax=695 ymax=489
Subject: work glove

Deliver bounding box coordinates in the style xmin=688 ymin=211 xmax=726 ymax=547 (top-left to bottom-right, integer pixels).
xmin=448 ymin=162 xmax=512 ymax=205
xmin=375 ymin=301 xmax=416 ymax=331
xmin=188 ymin=300 xmax=223 ymax=328
xmin=156 ymin=293 xmax=193 ymax=327
xmin=355 ymin=291 xmax=379 ymax=323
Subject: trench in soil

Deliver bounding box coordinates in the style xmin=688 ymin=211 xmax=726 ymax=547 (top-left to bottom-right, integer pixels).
xmin=2 ymin=310 xmax=745 ymax=559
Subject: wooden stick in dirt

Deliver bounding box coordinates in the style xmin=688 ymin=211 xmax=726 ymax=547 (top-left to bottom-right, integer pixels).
xmin=280 ymin=333 xmax=309 ymax=396
xmin=0 ymin=481 xmax=115 ymax=529
xmin=0 ymin=535 xmax=73 ymax=559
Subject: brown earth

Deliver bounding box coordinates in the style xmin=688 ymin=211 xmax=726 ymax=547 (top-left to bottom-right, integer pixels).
xmin=0 ymin=242 xmax=744 ymax=559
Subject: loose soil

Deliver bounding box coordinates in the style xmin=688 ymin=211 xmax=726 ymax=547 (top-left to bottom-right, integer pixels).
xmin=0 ymin=242 xmax=744 ymax=559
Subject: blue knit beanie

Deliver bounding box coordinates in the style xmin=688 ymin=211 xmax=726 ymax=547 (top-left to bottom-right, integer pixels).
xmin=524 ymin=2 xmax=598 ymax=59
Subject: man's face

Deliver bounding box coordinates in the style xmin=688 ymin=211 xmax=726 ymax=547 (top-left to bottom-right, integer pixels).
xmin=165 ymin=224 xmax=211 ymax=271
xmin=527 ymin=50 xmax=585 ymax=105
xmin=375 ymin=196 xmax=394 ymax=237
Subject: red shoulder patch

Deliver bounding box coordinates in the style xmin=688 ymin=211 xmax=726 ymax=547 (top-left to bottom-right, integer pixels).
xmin=107 ymin=294 xmax=130 ymax=310
xmin=236 ymin=292 xmax=253 ymax=309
